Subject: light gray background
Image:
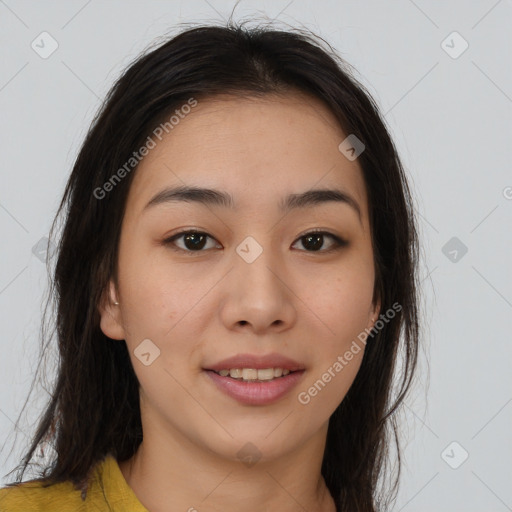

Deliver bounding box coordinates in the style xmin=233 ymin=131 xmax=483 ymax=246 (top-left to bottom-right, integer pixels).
xmin=1 ymin=1 xmax=511 ymax=510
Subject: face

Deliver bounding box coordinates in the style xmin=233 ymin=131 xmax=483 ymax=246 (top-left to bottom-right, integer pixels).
xmin=100 ymin=93 xmax=380 ymax=464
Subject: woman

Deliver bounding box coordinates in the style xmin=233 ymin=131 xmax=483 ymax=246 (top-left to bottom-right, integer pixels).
xmin=0 ymin=21 xmax=420 ymax=512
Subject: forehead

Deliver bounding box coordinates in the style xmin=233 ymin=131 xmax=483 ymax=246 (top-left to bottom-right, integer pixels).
xmin=125 ymin=93 xmax=369 ymax=221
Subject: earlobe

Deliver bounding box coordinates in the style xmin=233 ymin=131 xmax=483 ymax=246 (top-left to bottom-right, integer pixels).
xmin=368 ymin=298 xmax=382 ymax=331
xmin=98 ymin=280 xmax=125 ymax=340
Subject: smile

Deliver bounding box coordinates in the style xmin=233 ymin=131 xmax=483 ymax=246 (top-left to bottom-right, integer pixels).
xmin=204 ymin=368 xmax=305 ymax=406
xmin=213 ymin=367 xmax=292 ymax=381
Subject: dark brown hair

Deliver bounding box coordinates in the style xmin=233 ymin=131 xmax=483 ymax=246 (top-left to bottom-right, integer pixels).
xmin=2 ymin=20 xmax=420 ymax=511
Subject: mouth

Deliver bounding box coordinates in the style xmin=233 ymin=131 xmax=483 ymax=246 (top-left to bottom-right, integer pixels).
xmin=208 ymin=367 xmax=299 ymax=382
xmin=203 ymin=354 xmax=306 ymax=405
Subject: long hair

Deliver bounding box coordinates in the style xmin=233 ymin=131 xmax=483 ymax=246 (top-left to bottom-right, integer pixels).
xmin=2 ymin=21 xmax=420 ymax=511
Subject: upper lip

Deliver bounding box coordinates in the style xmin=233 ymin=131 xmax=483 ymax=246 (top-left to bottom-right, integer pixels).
xmin=205 ymin=353 xmax=305 ymax=372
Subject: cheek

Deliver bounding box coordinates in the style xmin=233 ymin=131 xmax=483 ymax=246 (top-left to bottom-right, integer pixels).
xmin=295 ymin=266 xmax=373 ymax=417
xmin=117 ymin=243 xmax=196 ymax=336
xmin=116 ymin=245 xmax=217 ymax=380
xmin=299 ymin=257 xmax=375 ymax=346
xmin=331 ymin=276 xmax=374 ymax=341
xmin=294 ymin=254 xmax=374 ymax=406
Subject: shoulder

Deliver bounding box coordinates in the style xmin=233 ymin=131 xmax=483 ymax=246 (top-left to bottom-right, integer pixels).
xmin=0 ymin=479 xmax=86 ymax=511
xmin=0 ymin=454 xmax=149 ymax=512
xmin=0 ymin=455 xmax=109 ymax=512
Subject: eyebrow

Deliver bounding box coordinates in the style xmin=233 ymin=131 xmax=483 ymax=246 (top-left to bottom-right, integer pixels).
xmin=143 ymin=185 xmax=362 ymax=222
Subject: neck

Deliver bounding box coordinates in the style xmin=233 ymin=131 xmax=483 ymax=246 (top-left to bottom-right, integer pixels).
xmin=119 ymin=421 xmax=336 ymax=512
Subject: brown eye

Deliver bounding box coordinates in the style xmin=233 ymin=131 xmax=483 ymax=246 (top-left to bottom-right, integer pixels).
xmin=163 ymin=230 xmax=220 ymax=252
xmin=292 ymin=231 xmax=348 ymax=252
xmin=163 ymin=229 xmax=348 ymax=254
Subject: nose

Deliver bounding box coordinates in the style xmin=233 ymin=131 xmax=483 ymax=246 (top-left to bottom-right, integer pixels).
xmin=218 ymin=239 xmax=297 ymax=335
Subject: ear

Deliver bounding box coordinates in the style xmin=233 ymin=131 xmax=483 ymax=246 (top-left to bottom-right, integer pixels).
xmin=98 ymin=279 xmax=126 ymax=340
xmin=367 ymin=297 xmax=382 ymax=332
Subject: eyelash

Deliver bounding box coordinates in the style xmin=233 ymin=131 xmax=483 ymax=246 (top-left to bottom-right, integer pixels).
xmin=162 ymin=229 xmax=348 ymax=255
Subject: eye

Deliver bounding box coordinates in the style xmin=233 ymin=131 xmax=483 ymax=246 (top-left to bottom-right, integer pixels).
xmin=163 ymin=229 xmax=348 ymax=254
xmin=163 ymin=230 xmax=220 ymax=253
xmin=291 ymin=230 xmax=348 ymax=253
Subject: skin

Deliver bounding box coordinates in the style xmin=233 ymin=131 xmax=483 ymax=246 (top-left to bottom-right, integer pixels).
xmin=99 ymin=92 xmax=380 ymax=512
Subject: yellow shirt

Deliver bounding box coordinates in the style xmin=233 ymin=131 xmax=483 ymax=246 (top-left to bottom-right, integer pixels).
xmin=0 ymin=454 xmax=149 ymax=511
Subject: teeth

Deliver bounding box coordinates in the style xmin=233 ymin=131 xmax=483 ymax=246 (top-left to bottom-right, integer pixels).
xmin=230 ymin=368 xmax=243 ymax=379
xmin=255 ymin=368 xmax=274 ymax=380
xmin=215 ymin=368 xmax=293 ymax=381
xmin=242 ymin=368 xmax=258 ymax=380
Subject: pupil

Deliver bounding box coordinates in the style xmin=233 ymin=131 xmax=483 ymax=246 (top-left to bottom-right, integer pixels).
xmin=304 ymin=234 xmax=323 ymax=251
xmin=185 ymin=233 xmax=206 ymax=250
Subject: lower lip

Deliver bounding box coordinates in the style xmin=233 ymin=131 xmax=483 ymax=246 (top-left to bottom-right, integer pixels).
xmin=204 ymin=370 xmax=305 ymax=406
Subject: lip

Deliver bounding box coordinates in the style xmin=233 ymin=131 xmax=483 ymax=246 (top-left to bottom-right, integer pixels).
xmin=204 ymin=369 xmax=305 ymax=406
xmin=204 ymin=352 xmax=305 ymax=372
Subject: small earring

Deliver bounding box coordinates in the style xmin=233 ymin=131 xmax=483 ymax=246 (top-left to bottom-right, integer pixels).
xmin=114 ymin=301 xmax=119 ymax=305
